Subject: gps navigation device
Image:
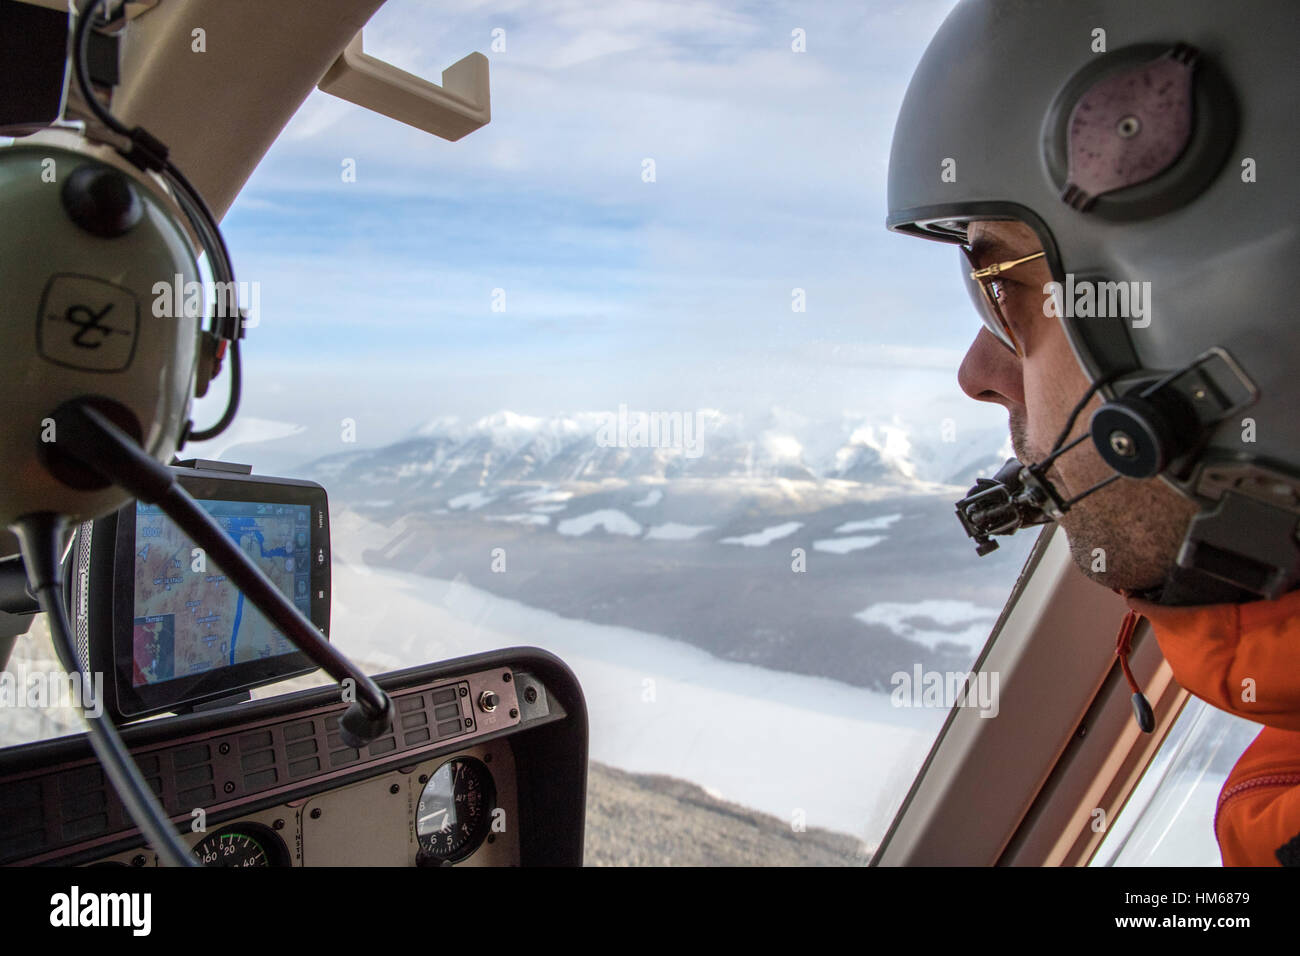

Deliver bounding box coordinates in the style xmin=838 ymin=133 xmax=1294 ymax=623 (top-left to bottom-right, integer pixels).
xmin=67 ymin=460 xmax=331 ymax=723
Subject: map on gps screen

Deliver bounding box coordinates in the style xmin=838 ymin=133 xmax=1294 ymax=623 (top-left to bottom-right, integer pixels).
xmin=132 ymin=499 xmax=313 ymax=687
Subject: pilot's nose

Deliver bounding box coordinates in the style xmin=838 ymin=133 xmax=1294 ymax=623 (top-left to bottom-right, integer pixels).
xmin=957 ymin=327 xmax=1024 ymax=408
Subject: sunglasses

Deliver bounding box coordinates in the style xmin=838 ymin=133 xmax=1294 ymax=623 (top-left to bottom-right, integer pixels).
xmin=960 ymin=246 xmax=1046 ymax=357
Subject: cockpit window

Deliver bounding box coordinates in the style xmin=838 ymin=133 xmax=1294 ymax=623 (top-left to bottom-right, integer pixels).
xmin=2 ymin=0 xmax=1051 ymax=864
xmin=1090 ymin=697 xmax=1260 ymax=867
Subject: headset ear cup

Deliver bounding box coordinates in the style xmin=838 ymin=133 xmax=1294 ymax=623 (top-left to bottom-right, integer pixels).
xmin=0 ymin=133 xmax=203 ymax=553
xmin=1090 ymin=390 xmax=1200 ymax=479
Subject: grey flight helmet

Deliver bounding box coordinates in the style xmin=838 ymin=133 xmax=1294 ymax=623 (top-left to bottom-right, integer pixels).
xmin=886 ymin=0 xmax=1300 ymax=603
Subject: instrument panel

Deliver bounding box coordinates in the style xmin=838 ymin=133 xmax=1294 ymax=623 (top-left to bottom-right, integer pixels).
xmin=85 ymin=741 xmax=519 ymax=867
xmin=0 ymin=648 xmax=587 ymax=867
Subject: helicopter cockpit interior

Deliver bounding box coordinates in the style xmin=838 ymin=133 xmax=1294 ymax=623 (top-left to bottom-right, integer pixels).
xmin=0 ymin=2 xmax=1292 ymax=923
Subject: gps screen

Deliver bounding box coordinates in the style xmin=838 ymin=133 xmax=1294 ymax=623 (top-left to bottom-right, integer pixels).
xmin=131 ymin=499 xmax=313 ymax=688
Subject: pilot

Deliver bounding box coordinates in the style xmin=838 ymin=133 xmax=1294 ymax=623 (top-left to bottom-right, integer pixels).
xmin=886 ymin=0 xmax=1300 ymax=866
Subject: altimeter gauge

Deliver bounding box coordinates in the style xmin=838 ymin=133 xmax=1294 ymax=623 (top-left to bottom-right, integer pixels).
xmin=415 ymin=756 xmax=496 ymax=864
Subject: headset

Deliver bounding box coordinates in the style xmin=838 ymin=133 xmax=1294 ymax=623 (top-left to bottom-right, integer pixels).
xmin=0 ymin=0 xmax=240 ymax=561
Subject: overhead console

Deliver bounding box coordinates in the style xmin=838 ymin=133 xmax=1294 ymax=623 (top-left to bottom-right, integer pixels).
xmin=0 ymin=648 xmax=587 ymax=866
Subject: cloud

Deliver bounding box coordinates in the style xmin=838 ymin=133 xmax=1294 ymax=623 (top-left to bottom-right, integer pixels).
xmin=206 ymin=0 xmax=975 ymax=467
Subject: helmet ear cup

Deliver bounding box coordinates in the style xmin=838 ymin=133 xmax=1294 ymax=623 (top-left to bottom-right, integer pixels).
xmin=1042 ymin=43 xmax=1239 ymax=221
xmin=1090 ymin=388 xmax=1201 ymax=478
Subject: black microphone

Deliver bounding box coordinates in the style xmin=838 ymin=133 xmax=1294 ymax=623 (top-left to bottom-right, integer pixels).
xmin=955 ymin=458 xmax=1055 ymax=555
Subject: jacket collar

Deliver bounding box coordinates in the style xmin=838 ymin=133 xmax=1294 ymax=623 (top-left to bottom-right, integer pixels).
xmin=1120 ymin=585 xmax=1300 ymax=732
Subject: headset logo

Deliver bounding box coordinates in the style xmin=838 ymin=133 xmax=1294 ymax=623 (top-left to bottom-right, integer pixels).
xmin=37 ymin=274 xmax=139 ymax=372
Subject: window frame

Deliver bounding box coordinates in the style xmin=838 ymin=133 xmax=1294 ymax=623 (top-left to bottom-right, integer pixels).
xmin=871 ymin=523 xmax=1190 ymax=866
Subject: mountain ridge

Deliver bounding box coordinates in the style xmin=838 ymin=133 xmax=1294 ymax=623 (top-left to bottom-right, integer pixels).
xmin=299 ymin=408 xmax=1012 ymax=503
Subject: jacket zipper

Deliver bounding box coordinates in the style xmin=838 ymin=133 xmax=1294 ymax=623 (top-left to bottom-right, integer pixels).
xmin=1214 ymin=773 xmax=1300 ymax=836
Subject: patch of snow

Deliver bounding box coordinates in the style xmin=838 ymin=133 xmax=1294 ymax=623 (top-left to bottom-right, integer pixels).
xmin=834 ymin=513 xmax=902 ymax=534
xmin=719 ymin=522 xmax=803 ymax=547
xmin=645 ymin=523 xmax=713 ymax=541
xmin=813 ymin=536 xmax=885 ymax=554
xmin=557 ymin=510 xmax=643 ymax=537
xmin=514 ymin=487 xmax=574 ymax=505
xmin=854 ymin=600 xmax=999 ymax=652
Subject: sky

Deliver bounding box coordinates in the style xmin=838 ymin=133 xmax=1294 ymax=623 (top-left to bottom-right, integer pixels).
xmin=184 ymin=0 xmax=1002 ymax=473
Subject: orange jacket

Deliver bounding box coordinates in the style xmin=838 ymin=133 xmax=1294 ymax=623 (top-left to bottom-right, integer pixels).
xmin=1126 ymin=587 xmax=1300 ymax=866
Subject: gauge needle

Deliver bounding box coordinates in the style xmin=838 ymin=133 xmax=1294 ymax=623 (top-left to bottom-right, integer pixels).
xmin=419 ymin=807 xmax=449 ymax=828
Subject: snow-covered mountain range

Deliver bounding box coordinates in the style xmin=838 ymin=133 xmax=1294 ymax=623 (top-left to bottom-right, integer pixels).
xmin=300 ymin=408 xmax=1012 ymax=503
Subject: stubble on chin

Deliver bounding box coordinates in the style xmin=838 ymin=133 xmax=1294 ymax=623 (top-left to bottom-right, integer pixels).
xmin=1003 ymin=409 xmax=1193 ymax=592
xmin=1006 ymin=409 xmax=1069 ymax=495
xmin=1007 ymin=410 xmax=1030 ymax=467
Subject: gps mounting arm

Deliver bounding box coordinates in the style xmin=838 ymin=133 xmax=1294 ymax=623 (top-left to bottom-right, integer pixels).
xmin=44 ymin=399 xmax=394 ymax=747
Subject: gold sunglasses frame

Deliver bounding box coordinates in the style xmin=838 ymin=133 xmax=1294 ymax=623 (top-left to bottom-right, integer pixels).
xmin=961 ymin=247 xmax=1046 ymax=357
